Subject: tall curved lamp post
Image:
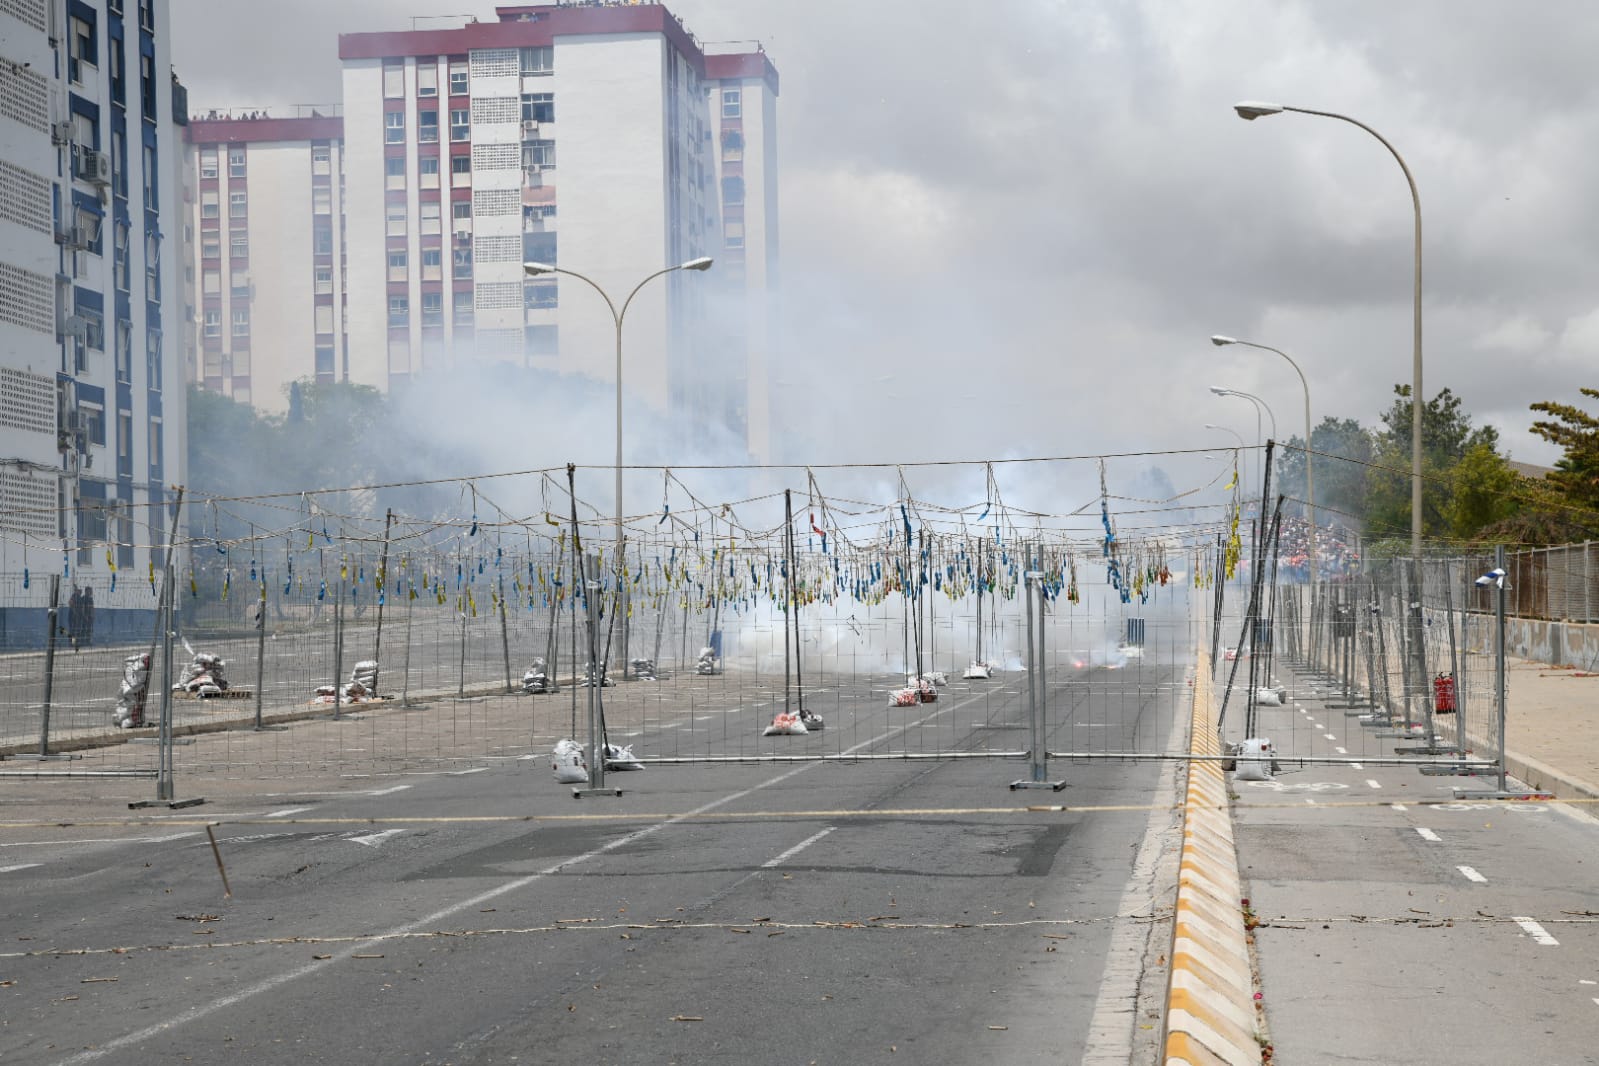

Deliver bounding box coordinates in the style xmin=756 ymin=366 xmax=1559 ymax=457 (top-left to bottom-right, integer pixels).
xmin=1209 ymin=385 xmax=1275 ymax=501
xmin=1213 ymin=335 xmax=1316 ymax=586
xmin=1234 ymin=100 xmax=1422 ymax=556
xmin=523 ymin=256 xmax=713 ymax=571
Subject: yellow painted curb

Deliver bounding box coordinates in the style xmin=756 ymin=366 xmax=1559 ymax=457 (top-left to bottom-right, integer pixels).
xmin=1163 ymin=650 xmax=1262 ymax=1065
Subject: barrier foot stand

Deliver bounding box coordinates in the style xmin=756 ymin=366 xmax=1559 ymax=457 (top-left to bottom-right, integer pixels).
xmin=129 ymin=797 xmax=207 ymax=810
xmin=1419 ymin=764 xmax=1499 ymax=777
xmin=14 ymin=754 xmax=77 ymax=761
xmin=1009 ymin=779 xmax=1067 ymax=792
xmin=1394 ymin=744 xmax=1462 ymax=756
xmin=573 ymin=787 xmax=623 ymax=799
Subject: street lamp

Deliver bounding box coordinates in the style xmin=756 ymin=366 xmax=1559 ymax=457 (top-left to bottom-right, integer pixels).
xmin=1212 ymin=335 xmax=1316 ymax=586
xmin=523 ymin=256 xmax=713 ymax=670
xmin=1208 ymin=385 xmax=1276 ymax=443
xmin=1234 ymin=100 xmax=1423 ymax=556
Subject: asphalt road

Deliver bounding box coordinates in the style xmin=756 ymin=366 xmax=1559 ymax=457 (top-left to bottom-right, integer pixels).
xmin=0 ymin=660 xmax=1188 ymax=1064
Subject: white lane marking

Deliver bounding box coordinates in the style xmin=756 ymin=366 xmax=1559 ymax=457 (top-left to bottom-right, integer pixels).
xmin=1367 ymin=780 xmax=1382 ymax=790
xmin=1335 ymin=747 xmax=1348 ymax=755
xmin=0 ymin=863 xmax=41 ymax=873
xmin=1415 ymin=828 xmax=1441 ymax=842
xmin=1458 ymin=865 xmax=1487 ymax=883
xmin=1351 ymin=763 xmax=1363 ymax=770
xmin=1323 ymin=733 xmax=1337 ymax=740
xmin=1513 ymin=917 xmax=1559 ymax=946
xmin=0 ymin=832 xmax=201 ymax=849
xmin=1391 ymin=803 xmax=1407 ymax=811
xmin=448 ymin=767 xmax=488 ymax=776
xmin=55 ymin=685 xmax=988 ymax=1064
xmin=366 ymin=785 xmax=412 ymax=796
xmin=348 ymin=829 xmax=407 ymax=848
xmin=265 ymin=807 xmax=313 ymax=819
xmin=760 ymin=827 xmax=835 ymax=869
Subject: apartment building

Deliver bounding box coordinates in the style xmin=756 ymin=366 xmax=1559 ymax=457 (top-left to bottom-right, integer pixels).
xmin=0 ymin=0 xmax=187 ymax=645
xmin=336 ymin=2 xmax=777 ymax=456
xmin=185 ymin=110 xmax=348 ymax=411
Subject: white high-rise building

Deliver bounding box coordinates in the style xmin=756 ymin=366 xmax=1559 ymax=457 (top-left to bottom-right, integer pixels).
xmin=337 ymin=2 xmax=777 ymax=455
xmin=185 ymin=110 xmax=348 ymax=412
xmin=0 ymin=0 xmax=187 ymax=645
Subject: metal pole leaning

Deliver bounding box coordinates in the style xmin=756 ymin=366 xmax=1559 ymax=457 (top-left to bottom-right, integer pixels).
xmin=35 ymin=574 xmax=60 ymax=759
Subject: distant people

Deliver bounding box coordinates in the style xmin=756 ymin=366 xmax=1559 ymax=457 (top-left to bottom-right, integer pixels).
xmin=81 ymin=587 xmax=94 ymax=648
xmin=66 ymin=586 xmax=83 ymax=650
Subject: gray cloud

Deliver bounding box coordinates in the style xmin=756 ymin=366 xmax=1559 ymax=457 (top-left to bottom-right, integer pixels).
xmin=172 ymin=0 xmax=1594 ymax=514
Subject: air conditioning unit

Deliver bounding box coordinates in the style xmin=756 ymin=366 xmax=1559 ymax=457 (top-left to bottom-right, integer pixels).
xmin=72 ymin=145 xmax=111 ymax=185
xmin=60 ymin=314 xmax=88 ymax=340
xmin=51 ymin=121 xmax=73 ymax=146
xmin=522 ymin=119 xmax=540 ymax=137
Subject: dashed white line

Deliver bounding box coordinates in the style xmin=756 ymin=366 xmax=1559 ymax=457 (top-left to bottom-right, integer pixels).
xmin=760 ymin=827 xmax=836 ymax=869
xmin=265 ymin=807 xmax=313 ymax=819
xmin=1415 ymin=828 xmax=1441 ymax=842
xmin=1458 ymin=865 xmax=1488 ymax=883
xmin=1512 ymin=917 xmax=1559 ymax=946
xmin=1391 ymin=803 xmax=1408 ymax=811
xmin=1323 ymin=733 xmax=1337 ymax=740
xmin=0 ymin=863 xmax=41 ymax=873
xmin=1335 ymin=747 xmax=1348 ymax=755
xmin=1350 ymin=763 xmax=1363 ymax=770
xmin=1367 ymin=780 xmax=1382 ymax=789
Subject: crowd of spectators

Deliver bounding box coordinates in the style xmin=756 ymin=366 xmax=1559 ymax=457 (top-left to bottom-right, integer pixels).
xmin=1273 ymin=516 xmax=1360 ymax=582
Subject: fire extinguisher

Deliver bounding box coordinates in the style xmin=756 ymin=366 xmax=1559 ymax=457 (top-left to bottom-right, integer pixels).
xmin=1432 ymin=673 xmax=1457 ymax=714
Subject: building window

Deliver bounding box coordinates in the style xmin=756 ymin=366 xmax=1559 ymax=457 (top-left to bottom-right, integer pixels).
xmin=520 ymin=46 xmax=553 ymax=76
xmin=200 ymin=149 xmax=218 ymax=180
xmin=69 ymin=16 xmax=96 ymax=85
xmin=385 ymin=110 xmax=406 ymax=144
xmin=115 ymin=320 xmax=132 ymax=381
xmin=525 ymin=324 xmax=558 ymax=357
xmin=421 ymin=291 xmax=443 ymax=325
xmin=451 ymin=154 xmax=471 ymax=187
xmin=418 ymin=109 xmax=438 ymax=142
xmin=200 ymin=235 xmax=220 ymax=259
xmin=315 ymin=304 xmax=334 ymax=333
xmin=115 ymin=224 xmax=131 ymax=290
xmin=452 ymin=245 xmax=472 ymax=279
xmin=387 ymin=250 xmax=407 ymax=282
xmin=523 ymin=139 xmax=556 ymax=169
xmin=453 ymin=289 xmax=473 ymax=323
xmin=229 ymin=190 xmax=247 ymax=217
xmin=203 ymin=269 xmax=220 ymax=295
xmin=383 ymin=62 xmax=405 ymax=99
xmin=385 ymin=203 xmax=406 ymax=237
xmin=420 ymin=201 xmax=442 ymax=235
xmin=524 ymin=281 xmax=557 ymax=310
xmin=722 ymin=128 xmax=744 ymax=160
xmin=203 ymin=309 xmax=220 ymax=337
xmin=385 ymin=156 xmax=406 ymax=190
xmin=522 ymin=92 xmax=554 ymax=124
xmin=141 ymin=52 xmax=154 ymax=121
xmin=721 ymin=175 xmax=745 ymax=206
xmin=388 ymin=295 xmax=408 ymax=327
xmin=147 ymin=330 xmax=162 ymax=390
xmin=79 ymin=305 xmax=105 ymax=351
xmin=143 ymin=145 xmax=157 ymax=211
xmin=228 ymin=146 xmax=246 ymax=177
xmin=417 ymin=63 xmax=438 ymax=97
xmin=313 ymin=185 xmax=332 ymax=214
xmin=450 ymin=108 xmax=470 ymax=141
xmin=315 ymin=343 xmax=335 ymax=378
xmin=314 ymin=217 xmax=334 ymax=254
xmin=314 ymin=267 xmax=333 ymax=295
xmin=724 ymin=220 xmax=745 ymax=248
xmin=420 ymin=247 xmax=443 ymax=281
xmin=449 ymin=60 xmax=469 ymax=96
xmin=145 ymin=233 xmax=160 ymax=298
xmin=232 ymin=309 xmax=249 ymax=336
xmin=230 ymin=272 xmax=250 ymax=299
xmin=419 ymin=155 xmax=440 ymax=189
xmin=312 ymin=145 xmax=331 ymax=175
xmin=200 ymin=190 xmax=219 ymax=218
xmin=230 ymin=232 xmax=248 ymax=258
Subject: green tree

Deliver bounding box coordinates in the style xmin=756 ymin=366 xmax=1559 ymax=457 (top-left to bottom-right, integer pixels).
xmin=1529 ymin=387 xmax=1599 ymax=522
xmin=1363 ymin=385 xmax=1505 ymax=540
xmin=1444 ymin=441 xmax=1523 ymax=539
xmin=1274 ymin=416 xmax=1374 ymax=527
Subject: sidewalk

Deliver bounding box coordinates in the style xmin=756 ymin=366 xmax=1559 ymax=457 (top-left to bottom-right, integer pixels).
xmin=1498 ymin=655 xmax=1599 ymax=799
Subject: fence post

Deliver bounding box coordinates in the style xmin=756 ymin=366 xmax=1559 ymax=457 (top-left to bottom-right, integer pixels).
xmin=36 ymin=573 xmax=60 ymax=758
xmin=1011 ymin=562 xmax=1064 ymax=791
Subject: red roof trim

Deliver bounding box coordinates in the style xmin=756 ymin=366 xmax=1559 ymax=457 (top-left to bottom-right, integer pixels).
xmin=186 ymin=116 xmax=344 ymax=145
xmin=705 ymin=51 xmax=779 ymax=96
xmin=340 ymin=4 xmax=704 ymax=75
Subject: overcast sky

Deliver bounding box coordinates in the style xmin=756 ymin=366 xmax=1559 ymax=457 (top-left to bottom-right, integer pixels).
xmin=171 ymin=0 xmax=1594 ymax=509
